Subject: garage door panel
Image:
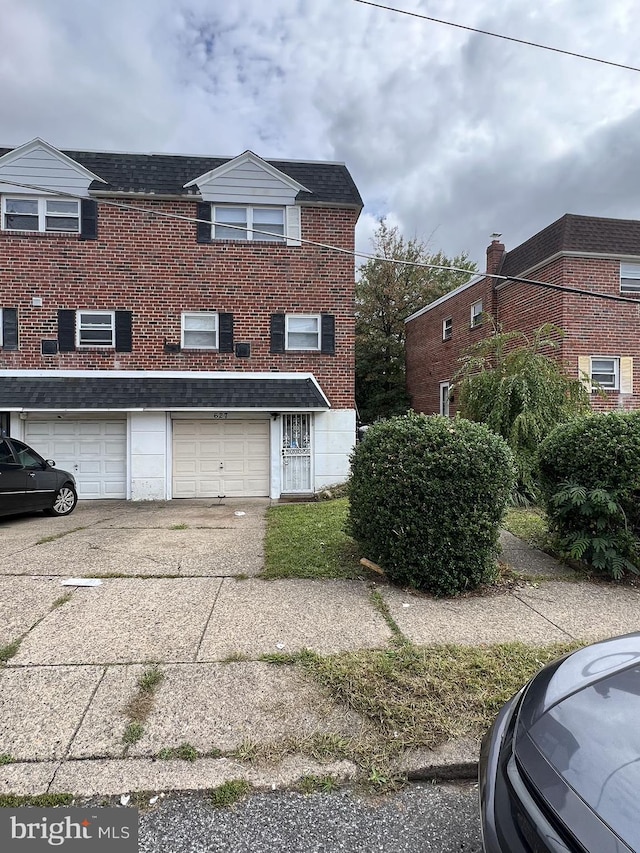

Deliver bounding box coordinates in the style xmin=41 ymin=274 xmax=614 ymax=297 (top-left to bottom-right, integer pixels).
xmin=26 ymin=419 xmax=127 ymax=500
xmin=173 ymin=419 xmax=269 ymax=498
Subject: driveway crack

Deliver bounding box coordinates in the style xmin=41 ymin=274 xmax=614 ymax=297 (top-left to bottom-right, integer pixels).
xmin=194 ymin=579 xmax=225 ymax=662
xmin=512 ymin=590 xmax=576 ymax=640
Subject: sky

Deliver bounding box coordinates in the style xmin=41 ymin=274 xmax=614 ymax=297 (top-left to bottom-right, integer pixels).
xmin=2 ymin=0 xmax=640 ymax=270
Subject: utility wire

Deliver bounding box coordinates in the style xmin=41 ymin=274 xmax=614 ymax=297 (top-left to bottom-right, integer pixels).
xmin=354 ymin=0 xmax=640 ymax=73
xmin=5 ymin=179 xmax=640 ymax=307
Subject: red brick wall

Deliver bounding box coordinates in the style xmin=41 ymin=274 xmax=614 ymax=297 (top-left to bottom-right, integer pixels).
xmin=0 ymin=201 xmax=358 ymax=408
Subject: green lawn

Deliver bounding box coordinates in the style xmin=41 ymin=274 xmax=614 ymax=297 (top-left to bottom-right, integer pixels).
xmin=263 ymin=498 xmax=363 ymax=580
xmin=502 ymin=506 xmax=549 ymax=549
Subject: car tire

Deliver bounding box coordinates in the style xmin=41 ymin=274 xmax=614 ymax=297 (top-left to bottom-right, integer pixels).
xmin=45 ymin=484 xmax=78 ymax=517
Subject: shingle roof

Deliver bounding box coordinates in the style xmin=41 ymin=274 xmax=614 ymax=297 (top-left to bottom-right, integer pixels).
xmin=0 ymin=147 xmax=362 ymax=208
xmin=501 ymin=214 xmax=640 ymax=277
xmin=0 ymin=377 xmax=329 ymax=410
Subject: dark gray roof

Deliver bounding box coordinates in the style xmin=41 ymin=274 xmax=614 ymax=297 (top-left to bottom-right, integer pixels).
xmin=0 ymin=377 xmax=329 ymax=410
xmin=501 ymin=213 xmax=640 ymax=277
xmin=0 ymin=147 xmax=362 ymax=208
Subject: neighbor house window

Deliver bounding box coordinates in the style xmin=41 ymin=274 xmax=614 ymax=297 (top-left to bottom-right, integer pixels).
xmin=620 ymin=263 xmax=640 ymax=294
xmin=470 ymin=300 xmax=483 ymax=328
xmin=76 ymin=311 xmax=115 ymax=347
xmin=286 ymin=315 xmax=321 ymax=350
xmin=2 ymin=196 xmax=80 ymax=233
xmin=181 ymin=312 xmax=218 ymax=349
xmin=213 ymin=206 xmax=285 ymax=242
xmin=442 ymin=317 xmax=452 ymax=340
xmin=440 ymin=382 xmax=451 ymax=417
xmin=591 ymin=357 xmax=619 ymax=390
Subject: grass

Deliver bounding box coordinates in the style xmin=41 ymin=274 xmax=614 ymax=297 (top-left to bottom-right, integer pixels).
xmin=0 ymin=794 xmax=73 ymax=808
xmin=36 ymin=526 xmax=85 ymax=545
xmin=51 ymin=592 xmax=73 ymax=610
xmin=0 ymin=754 xmax=13 ymax=765
xmin=157 ymin=742 xmax=199 ymax=762
xmin=503 ymin=507 xmax=549 ymax=549
xmin=263 ymin=498 xmax=363 ymax=579
xmin=169 ymin=523 xmax=189 ymax=530
xmin=0 ymin=639 xmax=21 ymax=663
xmin=122 ymin=665 xmax=165 ymax=748
xmin=210 ymin=779 xmax=251 ymax=808
xmin=122 ymin=722 xmax=144 ymax=745
xmin=298 ymin=774 xmax=341 ymax=794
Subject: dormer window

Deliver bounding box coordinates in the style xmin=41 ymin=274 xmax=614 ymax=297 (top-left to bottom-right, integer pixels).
xmin=2 ymin=196 xmax=80 ymax=233
xmin=213 ymin=206 xmax=285 ymax=242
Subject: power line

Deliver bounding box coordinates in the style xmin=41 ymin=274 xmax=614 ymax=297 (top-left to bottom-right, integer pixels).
xmin=354 ymin=0 xmax=640 ymax=73
xmin=5 ymin=178 xmax=640 ymax=307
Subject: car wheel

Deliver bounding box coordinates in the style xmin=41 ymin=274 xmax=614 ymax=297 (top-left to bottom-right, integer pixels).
xmin=45 ymin=485 xmax=78 ymax=517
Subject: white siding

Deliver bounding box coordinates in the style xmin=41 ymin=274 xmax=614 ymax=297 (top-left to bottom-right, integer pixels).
xmin=0 ymin=147 xmax=94 ymax=197
xmin=313 ymin=409 xmax=356 ymax=490
xmin=130 ymin=412 xmax=168 ymax=500
xmin=198 ymin=160 xmax=299 ymax=206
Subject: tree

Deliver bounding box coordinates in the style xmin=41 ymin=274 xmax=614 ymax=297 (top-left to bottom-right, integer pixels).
xmin=355 ymin=219 xmax=476 ymax=424
xmin=453 ymin=322 xmax=591 ymax=502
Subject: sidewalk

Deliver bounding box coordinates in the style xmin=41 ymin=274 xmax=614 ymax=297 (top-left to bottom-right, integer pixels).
xmin=1 ymin=500 xmax=640 ymax=798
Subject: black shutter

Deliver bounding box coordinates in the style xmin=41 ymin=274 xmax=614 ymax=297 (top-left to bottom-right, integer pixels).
xmin=270 ymin=313 xmax=285 ymax=353
xmin=321 ymin=313 xmax=335 ymax=355
xmin=219 ymin=312 xmax=234 ymax=353
xmin=115 ymin=311 xmax=133 ymax=352
xmin=79 ymin=199 xmax=98 ymax=240
xmin=58 ymin=310 xmax=76 ymax=352
xmin=2 ymin=308 xmax=18 ymax=350
xmin=196 ymin=202 xmax=212 ymax=243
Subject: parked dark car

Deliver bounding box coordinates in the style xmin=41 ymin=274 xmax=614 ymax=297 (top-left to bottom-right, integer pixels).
xmin=0 ymin=436 xmax=77 ymax=518
xmin=480 ymin=632 xmax=640 ymax=853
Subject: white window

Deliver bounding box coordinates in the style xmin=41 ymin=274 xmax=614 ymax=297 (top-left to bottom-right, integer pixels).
xmin=440 ymin=382 xmax=451 ymax=417
xmin=182 ymin=312 xmax=218 ymax=349
xmin=213 ymin=206 xmax=285 ymax=242
xmin=620 ymin=263 xmax=640 ymax=294
xmin=77 ymin=311 xmax=115 ymax=347
xmin=470 ymin=300 xmax=483 ymax=328
xmin=591 ymin=357 xmax=619 ymax=390
xmin=2 ymin=196 xmax=80 ymax=233
xmin=286 ymin=315 xmax=321 ymax=350
xmin=442 ymin=317 xmax=452 ymax=340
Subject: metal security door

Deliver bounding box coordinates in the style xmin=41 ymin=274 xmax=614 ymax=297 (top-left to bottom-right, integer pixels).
xmin=282 ymin=414 xmax=312 ymax=492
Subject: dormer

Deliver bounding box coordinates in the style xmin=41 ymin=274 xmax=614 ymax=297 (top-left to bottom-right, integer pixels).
xmin=0 ymin=138 xmax=105 ymax=238
xmin=186 ymin=151 xmax=310 ymax=247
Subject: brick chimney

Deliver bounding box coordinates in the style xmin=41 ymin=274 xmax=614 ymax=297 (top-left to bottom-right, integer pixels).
xmin=486 ymin=233 xmax=505 ymax=275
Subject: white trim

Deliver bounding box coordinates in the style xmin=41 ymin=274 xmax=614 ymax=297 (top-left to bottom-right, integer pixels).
xmin=184 ymin=150 xmax=310 ymax=193
xmin=404 ymin=274 xmax=483 ymax=323
xmin=212 ymin=204 xmax=286 ymax=242
xmin=181 ymin=311 xmax=219 ymax=349
xmin=439 ymin=382 xmax=450 ymax=417
xmin=495 ymin=250 xmax=640 ymax=289
xmin=76 ymin=309 xmax=115 ymax=348
xmin=590 ymin=355 xmax=620 ymax=390
xmin=442 ymin=317 xmax=452 ymax=341
xmin=470 ymin=299 xmax=483 ymax=328
xmin=2 ymin=195 xmax=80 ymax=233
xmin=285 ymin=314 xmax=321 ymax=351
xmin=0 ymin=138 xmax=107 ymax=184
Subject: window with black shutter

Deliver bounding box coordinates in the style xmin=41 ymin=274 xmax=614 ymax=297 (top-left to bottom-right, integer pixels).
xmin=115 ymin=311 xmax=133 ymax=352
xmin=1 ymin=308 xmax=18 ymax=350
xmin=196 ymin=202 xmax=212 ymax=243
xmin=270 ymin=314 xmax=286 ymax=353
xmin=79 ymin=199 xmax=98 ymax=240
xmin=57 ymin=309 xmax=76 ymax=352
xmin=219 ymin=313 xmax=234 ymax=353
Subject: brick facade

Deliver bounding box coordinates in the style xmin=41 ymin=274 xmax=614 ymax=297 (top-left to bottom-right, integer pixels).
xmin=406 ymin=217 xmax=640 ymax=415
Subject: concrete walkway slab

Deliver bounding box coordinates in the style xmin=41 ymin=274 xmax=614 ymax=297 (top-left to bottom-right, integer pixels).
xmin=198 ymin=579 xmax=392 ymax=659
xmin=380 ymin=587 xmax=573 ymax=645
xmin=0 ymin=762 xmax=59 ymax=796
xmin=514 ymin=581 xmax=640 ymax=641
xmin=11 ymin=579 xmax=223 ymax=665
xmin=500 ymin=531 xmax=573 ymax=578
xmin=0 ymin=665 xmax=104 ymax=761
xmin=0 ymin=577 xmax=71 ymax=645
xmin=93 ymin=499 xmax=269 ymax=530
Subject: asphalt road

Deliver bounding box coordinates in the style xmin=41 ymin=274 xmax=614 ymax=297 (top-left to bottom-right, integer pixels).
xmin=137 ymin=781 xmax=483 ymax=853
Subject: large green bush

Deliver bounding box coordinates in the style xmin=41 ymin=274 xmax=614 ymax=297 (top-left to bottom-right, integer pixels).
xmin=348 ymin=413 xmax=516 ymax=596
xmin=539 ymin=413 xmax=640 ymax=530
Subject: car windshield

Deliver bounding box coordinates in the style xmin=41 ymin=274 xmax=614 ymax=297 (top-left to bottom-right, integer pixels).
xmin=529 ymin=665 xmax=640 ymax=851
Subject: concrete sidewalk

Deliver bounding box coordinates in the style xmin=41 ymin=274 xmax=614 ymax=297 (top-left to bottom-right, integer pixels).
xmin=1 ymin=500 xmax=640 ymax=798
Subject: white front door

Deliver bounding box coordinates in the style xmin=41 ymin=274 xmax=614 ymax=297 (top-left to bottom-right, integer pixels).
xmin=25 ymin=418 xmax=127 ymax=499
xmin=172 ymin=419 xmax=270 ymax=498
xmin=440 ymin=382 xmax=450 ymax=417
xmin=281 ymin=413 xmax=312 ymax=493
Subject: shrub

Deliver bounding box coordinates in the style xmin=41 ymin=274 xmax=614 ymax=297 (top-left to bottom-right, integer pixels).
xmin=348 ymin=413 xmax=515 ymax=596
xmin=539 ymin=413 xmax=640 ymax=531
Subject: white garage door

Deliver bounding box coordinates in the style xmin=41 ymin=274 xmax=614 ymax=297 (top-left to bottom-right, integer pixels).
xmin=173 ymin=419 xmax=270 ymax=498
xmin=25 ymin=419 xmax=127 ymax=499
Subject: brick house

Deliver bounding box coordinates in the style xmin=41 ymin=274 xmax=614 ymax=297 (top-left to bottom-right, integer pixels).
xmin=405 ymin=214 xmax=640 ymax=417
xmin=0 ymin=137 xmax=362 ymax=500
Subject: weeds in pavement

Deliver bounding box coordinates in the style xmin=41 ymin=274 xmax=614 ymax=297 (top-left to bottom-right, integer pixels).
xmin=298 ymin=774 xmax=341 ymax=794
xmin=0 ymin=639 xmax=21 ymax=663
xmin=50 ymin=593 xmax=72 ymax=610
xmin=122 ymin=665 xmax=165 ymax=750
xmin=0 ymin=794 xmax=73 ymax=808
xmin=36 ymin=526 xmax=85 ymax=545
xmin=0 ymin=754 xmax=13 ymax=765
xmin=122 ymin=722 xmax=144 ymax=745
xmin=210 ymin=780 xmax=251 ymax=808
xmin=157 ymin=743 xmax=198 ymax=762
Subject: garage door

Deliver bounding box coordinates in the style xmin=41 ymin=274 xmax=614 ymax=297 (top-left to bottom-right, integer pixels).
xmin=173 ymin=419 xmax=270 ymax=498
xmin=25 ymin=419 xmax=127 ymax=499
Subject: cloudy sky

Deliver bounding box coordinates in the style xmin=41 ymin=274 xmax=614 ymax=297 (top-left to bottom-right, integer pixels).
xmin=2 ymin=0 xmax=640 ymax=268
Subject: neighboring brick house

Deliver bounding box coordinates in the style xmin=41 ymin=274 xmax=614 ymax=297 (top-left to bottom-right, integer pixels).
xmin=405 ymin=214 xmax=640 ymax=417
xmin=0 ymin=137 xmax=362 ymax=500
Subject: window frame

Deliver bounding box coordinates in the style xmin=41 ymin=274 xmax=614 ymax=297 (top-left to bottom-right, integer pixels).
xmin=620 ymin=262 xmax=640 ymax=294
xmin=442 ymin=317 xmax=453 ymax=341
xmin=590 ymin=356 xmax=620 ymax=390
xmin=439 ymin=381 xmax=451 ymax=417
xmin=470 ymin=300 xmax=483 ymax=328
xmin=181 ymin=311 xmax=219 ymax=350
xmin=212 ymin=205 xmax=286 ymax=243
xmin=76 ymin=310 xmax=116 ymax=348
xmin=2 ymin=195 xmax=80 ymax=234
xmin=285 ymin=314 xmax=321 ymax=351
